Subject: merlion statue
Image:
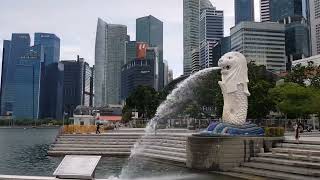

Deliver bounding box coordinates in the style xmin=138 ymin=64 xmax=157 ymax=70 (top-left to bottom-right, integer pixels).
xmin=218 ymin=52 xmax=250 ymax=125
xmin=202 ymin=52 xmax=264 ymax=136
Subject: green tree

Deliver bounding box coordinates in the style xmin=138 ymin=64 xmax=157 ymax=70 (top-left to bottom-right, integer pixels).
xmin=269 ymin=83 xmax=316 ymax=119
xmin=123 ymin=86 xmax=160 ymax=119
xmin=247 ymin=63 xmax=277 ymax=119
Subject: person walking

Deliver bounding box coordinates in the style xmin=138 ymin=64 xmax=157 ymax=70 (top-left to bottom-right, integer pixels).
xmin=96 ymin=123 xmax=101 ymax=134
xmin=295 ymin=123 xmax=300 ymax=143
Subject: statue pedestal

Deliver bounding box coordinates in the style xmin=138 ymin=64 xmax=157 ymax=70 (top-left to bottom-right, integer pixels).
xmin=186 ymin=135 xmax=283 ymax=171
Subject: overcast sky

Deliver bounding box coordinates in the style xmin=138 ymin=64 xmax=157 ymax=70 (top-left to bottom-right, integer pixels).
xmin=0 ymin=0 xmax=260 ymax=78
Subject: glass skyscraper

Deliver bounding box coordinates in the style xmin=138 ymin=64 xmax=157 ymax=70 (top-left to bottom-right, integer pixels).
xmin=280 ymin=16 xmax=311 ymax=69
xmin=94 ymin=18 xmax=127 ymax=107
xmin=235 ymin=0 xmax=254 ymax=25
xmin=61 ymin=56 xmax=94 ymax=116
xmin=34 ymin=33 xmax=63 ymax=120
xmin=34 ymin=33 xmax=60 ymax=66
xmin=0 ymin=34 xmax=30 ymax=116
xmin=136 ymin=15 xmax=164 ymax=89
xmin=0 ymin=40 xmax=11 ymax=115
xmin=261 ymin=0 xmax=309 ymax=22
xmin=14 ymin=45 xmax=43 ymax=119
xmin=39 ymin=62 xmax=64 ymax=119
xmin=183 ymin=0 xmax=213 ymax=75
xmin=199 ymin=7 xmax=224 ymax=69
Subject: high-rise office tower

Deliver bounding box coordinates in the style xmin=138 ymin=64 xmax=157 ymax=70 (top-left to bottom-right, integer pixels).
xmin=199 ymin=7 xmax=224 ymax=70
xmin=125 ymin=41 xmax=137 ymax=63
xmin=121 ymin=47 xmax=159 ymax=100
xmin=261 ymin=0 xmax=309 ymax=22
xmin=260 ymin=0 xmax=271 ymax=22
xmin=34 ymin=33 xmax=60 ymax=66
xmin=35 ymin=33 xmax=63 ymax=120
xmin=14 ymin=45 xmax=43 ymax=119
xmin=163 ymin=60 xmax=169 ymax=86
xmin=168 ymin=69 xmax=173 ymax=83
xmin=235 ymin=0 xmax=255 ymax=25
xmin=39 ymin=62 xmax=64 ymax=119
xmin=0 ymin=34 xmax=30 ymax=116
xmin=0 ymin=40 xmax=11 ymax=115
xmin=191 ymin=49 xmax=200 ymax=73
xmin=279 ymin=16 xmax=310 ymax=69
xmin=231 ymin=22 xmax=286 ymax=73
xmin=95 ymin=18 xmax=127 ymax=107
xmin=136 ymin=15 xmax=164 ymax=89
xmin=61 ymin=56 xmax=94 ymax=116
xmin=183 ymin=0 xmax=213 ymax=75
xmin=310 ymin=0 xmax=320 ymax=55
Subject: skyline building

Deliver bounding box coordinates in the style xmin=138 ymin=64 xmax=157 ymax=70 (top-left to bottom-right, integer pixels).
xmin=191 ymin=49 xmax=200 ymax=73
xmin=136 ymin=15 xmax=164 ymax=89
xmin=14 ymin=45 xmax=43 ymax=119
xmin=121 ymin=47 xmax=159 ymax=100
xmin=168 ymin=69 xmax=173 ymax=83
xmin=279 ymin=16 xmax=311 ymax=70
xmin=235 ymin=0 xmax=255 ymax=25
xmin=0 ymin=34 xmax=31 ymax=116
xmin=34 ymin=33 xmax=60 ymax=66
xmin=35 ymin=33 xmax=63 ymax=120
xmin=310 ymin=0 xmax=320 ymax=55
xmin=61 ymin=56 xmax=94 ymax=116
xmin=94 ymin=18 xmax=127 ymax=107
xmin=0 ymin=40 xmax=12 ymax=115
xmin=183 ymin=0 xmax=213 ymax=75
xmin=261 ymin=0 xmax=309 ymax=22
xmin=38 ymin=62 xmax=64 ymax=120
xmin=199 ymin=7 xmax=224 ymax=70
xmin=163 ymin=60 xmax=169 ymax=86
xmin=231 ymin=21 xmax=286 ymax=73
xmin=125 ymin=40 xmax=137 ymax=63
xmin=0 ymin=33 xmax=62 ymax=119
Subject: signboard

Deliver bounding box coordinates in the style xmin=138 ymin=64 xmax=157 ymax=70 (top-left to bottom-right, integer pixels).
xmin=53 ymin=155 xmax=101 ymax=179
xmin=136 ymin=42 xmax=148 ymax=59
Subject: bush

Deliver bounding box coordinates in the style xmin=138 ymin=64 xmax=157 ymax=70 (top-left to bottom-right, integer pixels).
xmin=265 ymin=127 xmax=284 ymax=137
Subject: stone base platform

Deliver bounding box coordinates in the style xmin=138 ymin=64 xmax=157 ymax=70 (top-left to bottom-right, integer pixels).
xmin=186 ymin=135 xmax=283 ymax=171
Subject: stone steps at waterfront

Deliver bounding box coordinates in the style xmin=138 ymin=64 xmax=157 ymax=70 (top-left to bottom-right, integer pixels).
xmin=272 ymin=147 xmax=320 ymax=156
xmin=49 ymin=132 xmax=188 ymax=165
xmin=142 ymin=145 xmax=186 ymax=153
xmin=53 ymin=144 xmax=133 ymax=148
xmin=47 ymin=150 xmax=130 ymax=156
xmin=232 ymin=167 xmax=316 ymax=180
xmin=258 ymin=152 xmax=320 ymax=162
xmin=230 ymin=141 xmax=320 ymax=179
xmin=50 ymin=147 xmax=131 ymax=152
xmin=251 ymin=157 xmax=320 ymax=169
xmin=55 ymin=141 xmax=136 ymax=145
xmin=140 ymin=152 xmax=186 ymax=163
xmin=143 ymin=148 xmax=186 ymax=159
xmin=242 ymin=161 xmax=320 ymax=177
xmin=276 ymin=142 xmax=320 ymax=150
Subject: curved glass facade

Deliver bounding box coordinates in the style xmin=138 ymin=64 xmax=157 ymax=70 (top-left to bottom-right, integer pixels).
xmin=94 ymin=18 xmax=127 ymax=106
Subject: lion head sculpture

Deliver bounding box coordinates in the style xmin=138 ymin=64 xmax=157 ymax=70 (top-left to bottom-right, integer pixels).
xmin=218 ymin=52 xmax=250 ymax=96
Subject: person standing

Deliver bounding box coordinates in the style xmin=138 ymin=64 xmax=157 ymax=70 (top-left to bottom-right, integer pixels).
xmin=295 ymin=123 xmax=300 ymax=143
xmin=96 ymin=123 xmax=101 ymax=134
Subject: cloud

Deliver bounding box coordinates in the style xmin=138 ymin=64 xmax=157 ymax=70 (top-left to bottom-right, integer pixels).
xmin=0 ymin=0 xmax=261 ymax=78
